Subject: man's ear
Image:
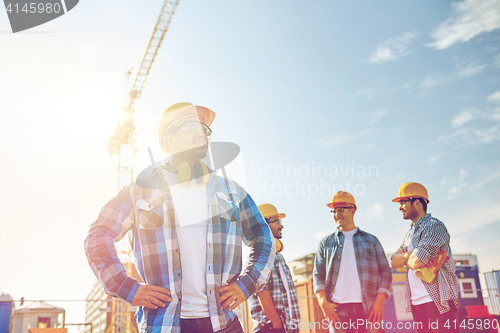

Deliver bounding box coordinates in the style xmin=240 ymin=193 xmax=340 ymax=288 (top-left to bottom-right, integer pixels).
xmin=163 ymin=133 xmax=174 ymax=150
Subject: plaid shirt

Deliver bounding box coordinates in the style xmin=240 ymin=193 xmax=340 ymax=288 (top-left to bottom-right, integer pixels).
xmin=399 ymin=213 xmax=459 ymax=314
xmin=84 ymin=170 xmax=276 ymax=333
xmin=249 ymin=252 xmax=301 ymax=333
xmin=313 ymin=227 xmax=392 ymax=313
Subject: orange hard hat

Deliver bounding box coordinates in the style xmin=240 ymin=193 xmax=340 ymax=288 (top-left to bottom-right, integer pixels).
xmin=158 ymin=103 xmax=216 ymax=153
xmin=258 ymin=203 xmax=286 ymax=222
xmin=392 ymin=182 xmax=430 ymax=203
xmin=327 ymin=191 xmax=356 ymax=210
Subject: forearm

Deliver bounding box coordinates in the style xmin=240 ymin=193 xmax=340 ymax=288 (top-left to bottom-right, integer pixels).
xmin=315 ymin=289 xmax=330 ymax=306
xmin=406 ymin=253 xmax=425 ymax=269
xmin=239 ymin=196 xmax=276 ymax=296
xmin=257 ymin=290 xmax=283 ymax=328
xmin=391 ymin=252 xmax=410 ymax=268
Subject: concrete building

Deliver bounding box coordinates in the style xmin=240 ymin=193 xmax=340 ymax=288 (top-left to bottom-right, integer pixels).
xmin=84 ymin=282 xmax=110 ymax=333
xmin=12 ymin=302 xmax=64 ymax=333
xmin=288 ymin=253 xmax=315 ymax=284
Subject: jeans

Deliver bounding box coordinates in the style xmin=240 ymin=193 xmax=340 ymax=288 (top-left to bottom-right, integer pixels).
xmin=411 ymin=300 xmax=459 ymax=333
xmin=328 ymin=303 xmax=384 ymax=333
xmin=180 ymin=317 xmax=243 ymax=333
xmin=255 ymin=322 xmax=287 ymax=333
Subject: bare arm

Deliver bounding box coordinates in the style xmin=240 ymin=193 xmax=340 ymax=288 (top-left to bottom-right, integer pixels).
xmin=407 ymin=252 xmax=426 ymax=269
xmin=256 ymin=289 xmax=283 ymax=328
xmin=391 ymin=246 xmax=411 ymax=269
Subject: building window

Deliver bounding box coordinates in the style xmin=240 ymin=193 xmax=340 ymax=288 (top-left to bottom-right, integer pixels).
xmin=459 ymin=278 xmax=478 ymax=298
xmin=38 ymin=317 xmax=51 ymax=328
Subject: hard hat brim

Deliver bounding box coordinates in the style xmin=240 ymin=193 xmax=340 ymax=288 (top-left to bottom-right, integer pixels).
xmin=326 ymin=202 xmax=356 ymax=209
xmin=392 ymin=196 xmax=430 ymax=203
xmin=266 ymin=213 xmax=286 ymax=221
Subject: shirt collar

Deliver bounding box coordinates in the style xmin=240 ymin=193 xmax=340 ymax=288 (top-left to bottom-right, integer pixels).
xmin=414 ymin=213 xmax=431 ymax=227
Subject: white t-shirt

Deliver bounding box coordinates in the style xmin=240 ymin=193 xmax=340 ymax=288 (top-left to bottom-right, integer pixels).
xmin=407 ymin=226 xmax=432 ymax=305
xmin=331 ymin=228 xmax=363 ymax=304
xmin=165 ymin=170 xmax=210 ymax=318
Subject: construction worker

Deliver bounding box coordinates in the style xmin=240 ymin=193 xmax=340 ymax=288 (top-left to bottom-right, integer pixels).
xmin=249 ymin=204 xmax=301 ymax=333
xmin=313 ymin=191 xmax=392 ymax=333
xmin=84 ymin=103 xmax=276 ymax=333
xmin=391 ymin=182 xmax=459 ymax=333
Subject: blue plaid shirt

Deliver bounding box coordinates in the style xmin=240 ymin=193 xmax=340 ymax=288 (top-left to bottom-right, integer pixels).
xmin=84 ymin=170 xmax=276 ymax=333
xmin=313 ymin=227 xmax=392 ymax=313
xmin=249 ymin=252 xmax=301 ymax=333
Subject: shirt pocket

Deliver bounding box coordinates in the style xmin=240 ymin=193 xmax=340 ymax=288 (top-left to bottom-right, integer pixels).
xmin=136 ymin=197 xmax=164 ymax=230
xmin=217 ymin=192 xmax=239 ymax=222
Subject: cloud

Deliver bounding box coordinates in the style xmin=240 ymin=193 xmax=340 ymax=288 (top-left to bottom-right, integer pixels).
xmin=421 ymin=75 xmax=440 ymax=88
xmin=487 ymin=91 xmax=500 ymax=102
xmin=428 ymin=0 xmax=500 ymax=50
xmin=354 ymin=88 xmax=378 ymax=100
xmin=321 ymin=135 xmax=350 ymax=147
xmin=368 ymin=109 xmax=389 ymax=124
xmin=420 ymin=61 xmax=487 ymax=89
xmin=472 ymin=166 xmax=500 ymax=190
xmin=366 ymin=31 xmax=419 ymax=63
xmin=447 ymin=169 xmax=469 ymax=198
xmin=447 ymin=205 xmax=500 ymax=235
xmin=321 ymin=130 xmax=372 ymax=147
xmin=364 ymin=204 xmax=384 ymax=221
xmin=451 ymin=110 xmax=477 ymax=127
xmin=428 ymin=153 xmax=443 ymax=165
xmin=371 ymin=109 xmax=389 ymax=117
xmin=456 ymin=63 xmax=488 ymax=77
xmin=436 ymin=126 xmax=500 ymax=145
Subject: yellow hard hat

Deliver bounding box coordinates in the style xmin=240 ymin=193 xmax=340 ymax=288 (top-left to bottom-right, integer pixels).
xmin=327 ymin=191 xmax=356 ymax=210
xmin=258 ymin=203 xmax=286 ymax=222
xmin=392 ymin=182 xmax=430 ymax=203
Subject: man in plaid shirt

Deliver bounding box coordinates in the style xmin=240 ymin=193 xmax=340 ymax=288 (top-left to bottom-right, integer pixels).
xmin=249 ymin=204 xmax=301 ymax=333
xmin=84 ymin=103 xmax=275 ymax=333
xmin=313 ymin=191 xmax=392 ymax=333
xmin=391 ymin=182 xmax=459 ymax=333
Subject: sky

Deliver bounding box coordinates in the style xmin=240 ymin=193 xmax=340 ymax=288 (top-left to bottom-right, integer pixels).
xmin=1 ymin=0 xmax=500 ymax=330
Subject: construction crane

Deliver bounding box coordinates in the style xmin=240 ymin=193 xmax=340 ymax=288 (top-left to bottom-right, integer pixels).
xmin=104 ymin=1 xmax=181 ymax=333
xmin=107 ymin=0 xmax=181 ymax=191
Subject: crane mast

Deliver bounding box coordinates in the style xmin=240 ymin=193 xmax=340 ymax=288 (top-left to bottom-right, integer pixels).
xmin=104 ymin=2 xmax=181 ymax=333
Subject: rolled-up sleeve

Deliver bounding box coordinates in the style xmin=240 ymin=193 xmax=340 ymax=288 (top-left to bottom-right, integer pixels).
xmin=413 ymin=222 xmax=449 ymax=265
xmin=237 ymin=187 xmax=275 ymax=298
xmin=313 ymin=238 xmax=327 ymax=294
xmin=374 ymin=237 xmax=392 ymax=298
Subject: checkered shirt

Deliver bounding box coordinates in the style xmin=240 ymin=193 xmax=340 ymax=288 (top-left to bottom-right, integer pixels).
xmin=313 ymin=227 xmax=392 ymax=313
xmin=84 ymin=170 xmax=276 ymax=333
xmin=249 ymin=252 xmax=301 ymax=333
xmin=399 ymin=213 xmax=460 ymax=314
